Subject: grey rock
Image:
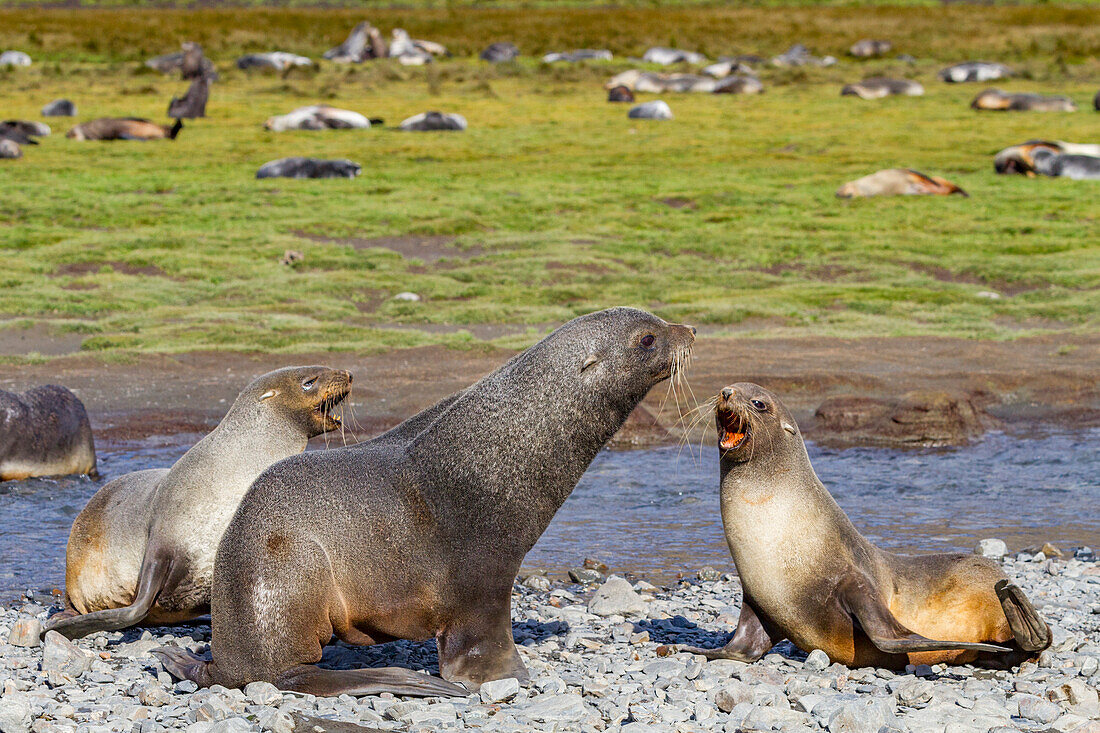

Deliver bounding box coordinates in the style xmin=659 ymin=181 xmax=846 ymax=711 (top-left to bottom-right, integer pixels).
xmin=40 ymin=631 xmax=92 ymax=679
xmin=6 ymin=618 xmax=42 ymax=648
xmin=804 ymin=649 xmax=831 ymax=671
xmin=891 ymin=677 xmax=935 ymax=706
xmin=827 ymin=699 xmax=887 ymax=733
xmin=479 ymin=677 xmax=521 ymax=703
xmin=713 ymin=680 xmax=752 ymax=712
xmin=588 ymin=576 xmax=647 ymax=617
xmin=519 ymin=693 xmax=587 ymax=722
xmin=243 ymin=681 xmax=281 ymax=706
xmin=568 ymin=567 xmax=602 ymax=584
xmin=0 ymin=697 xmax=32 ymax=733
xmin=976 ymin=539 xmax=1009 ymax=558
xmin=1017 ymin=693 xmax=1061 ymax=723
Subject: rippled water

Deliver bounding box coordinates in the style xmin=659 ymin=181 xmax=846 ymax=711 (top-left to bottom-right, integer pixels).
xmin=1 ymin=430 xmax=1097 ymax=602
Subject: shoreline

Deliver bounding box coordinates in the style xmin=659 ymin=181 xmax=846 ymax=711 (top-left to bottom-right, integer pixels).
xmin=2 ymin=547 xmax=1098 ymax=732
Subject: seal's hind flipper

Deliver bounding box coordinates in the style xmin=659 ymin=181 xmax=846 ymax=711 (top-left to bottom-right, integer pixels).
xmin=151 ymin=645 xmax=215 ymax=687
xmin=995 ymin=580 xmax=1051 ymax=652
xmin=839 ymin=573 xmax=1011 ymax=655
xmin=274 ymin=664 xmax=468 ymax=698
xmin=44 ymin=553 xmax=171 ymax=640
xmin=675 ymin=597 xmax=777 ymax=662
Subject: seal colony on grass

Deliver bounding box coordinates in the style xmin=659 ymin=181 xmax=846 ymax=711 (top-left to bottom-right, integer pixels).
xmin=0 ymin=385 xmax=96 ymax=481
xmin=46 ymin=367 xmax=351 ymax=640
xmin=676 ymin=383 xmax=1051 ymax=669
xmin=153 ymin=308 xmax=695 ymax=696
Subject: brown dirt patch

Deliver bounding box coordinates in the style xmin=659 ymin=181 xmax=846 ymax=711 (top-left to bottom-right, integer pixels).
xmin=0 ymin=324 xmax=85 ymax=356
xmin=53 ymin=261 xmax=173 ymax=279
xmin=295 ymin=230 xmax=480 ymax=263
xmin=658 ymin=197 xmax=697 ymax=210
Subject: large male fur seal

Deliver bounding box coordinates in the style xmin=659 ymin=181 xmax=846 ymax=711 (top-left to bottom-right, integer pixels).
xmin=46 ymin=367 xmax=351 ymax=639
xmin=67 ymin=118 xmax=182 ymax=141
xmin=0 ymin=386 xmax=96 ymax=481
xmin=154 ymin=308 xmax=695 ymax=696
xmin=677 ymin=383 xmax=1051 ymax=669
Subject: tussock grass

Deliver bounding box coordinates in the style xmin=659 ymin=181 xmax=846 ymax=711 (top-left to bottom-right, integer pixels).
xmin=0 ymin=5 xmax=1097 ymax=356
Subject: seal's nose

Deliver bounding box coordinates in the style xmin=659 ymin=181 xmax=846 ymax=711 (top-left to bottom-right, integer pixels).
xmin=721 ymin=387 xmax=735 ymax=401
xmin=690 ymin=326 xmax=697 ymax=336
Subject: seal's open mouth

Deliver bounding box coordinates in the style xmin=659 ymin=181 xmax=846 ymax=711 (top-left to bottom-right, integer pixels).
xmin=316 ymin=384 xmax=351 ymax=428
xmin=717 ymin=409 xmax=748 ymax=451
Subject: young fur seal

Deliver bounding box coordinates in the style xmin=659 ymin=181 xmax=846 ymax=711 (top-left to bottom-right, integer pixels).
xmin=677 ymin=383 xmax=1051 ymax=669
xmin=153 ymin=308 xmax=695 ymax=696
xmin=0 ymin=386 xmax=96 ymax=481
xmin=46 ymin=367 xmax=351 ymax=639
xmin=836 ymin=169 xmax=967 ymax=198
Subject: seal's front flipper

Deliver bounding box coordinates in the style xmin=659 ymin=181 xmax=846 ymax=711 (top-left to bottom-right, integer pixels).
xmin=995 ymin=580 xmax=1051 ymax=652
xmin=44 ymin=554 xmax=171 ymax=640
xmin=676 ymin=598 xmax=777 ymax=661
xmin=839 ymin=574 xmax=1011 ymax=655
xmin=274 ymin=665 xmax=468 ymax=698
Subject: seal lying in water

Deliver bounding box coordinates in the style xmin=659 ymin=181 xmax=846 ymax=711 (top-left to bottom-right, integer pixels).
xmin=676 ymin=383 xmax=1051 ymax=669
xmin=264 ymin=105 xmax=374 ymax=132
xmin=0 ymin=386 xmax=96 ymax=481
xmin=399 ymin=111 xmax=467 ymax=131
xmin=237 ymin=52 xmax=313 ymax=71
xmin=841 ymin=78 xmax=923 ymax=99
xmin=971 ymin=89 xmax=1076 ymax=112
xmin=46 ymin=367 xmax=351 ymax=639
xmin=67 ymin=118 xmax=182 ymax=141
xmin=836 ymin=169 xmax=968 ymax=198
xmin=939 ymin=61 xmax=1012 ymax=83
xmin=993 ymin=140 xmax=1100 ymax=176
xmin=849 ymin=39 xmax=892 ymax=58
xmin=256 ymin=158 xmax=362 ymax=179
xmin=153 ymin=308 xmax=696 ymax=696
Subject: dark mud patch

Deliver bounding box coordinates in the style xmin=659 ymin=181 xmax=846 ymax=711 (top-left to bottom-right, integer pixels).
xmin=0 ymin=324 xmax=84 ymax=356
xmin=658 ymin=196 xmax=697 ymax=210
xmin=53 ymin=261 xmax=175 ymax=279
xmin=295 ymin=230 xmax=479 ymax=263
xmin=94 ymin=410 xmax=217 ymax=443
xmin=906 ymin=263 xmax=1046 ymax=296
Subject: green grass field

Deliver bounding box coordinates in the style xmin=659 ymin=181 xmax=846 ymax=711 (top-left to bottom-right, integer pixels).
xmin=1 ymin=5 xmax=1098 ymax=358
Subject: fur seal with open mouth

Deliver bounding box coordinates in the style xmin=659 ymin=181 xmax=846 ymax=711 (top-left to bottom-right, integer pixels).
xmin=836 ymin=169 xmax=967 ymax=198
xmin=0 ymin=386 xmax=96 ymax=481
xmin=45 ymin=367 xmax=351 ymax=639
xmin=971 ymin=89 xmax=1076 ymax=112
xmin=153 ymin=308 xmax=695 ymax=696
xmin=66 ymin=118 xmax=182 ymax=141
xmin=676 ymin=383 xmax=1051 ymax=669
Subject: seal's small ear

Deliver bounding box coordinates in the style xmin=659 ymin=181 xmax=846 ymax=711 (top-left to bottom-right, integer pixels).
xmin=782 ymin=422 xmax=796 ymax=435
xmin=260 ymin=390 xmax=278 ymax=401
xmin=581 ymin=354 xmax=600 ymax=373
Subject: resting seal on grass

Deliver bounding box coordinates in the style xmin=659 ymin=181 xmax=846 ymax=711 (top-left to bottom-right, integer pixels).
xmin=836 ymin=169 xmax=967 ymax=198
xmin=66 ymin=118 xmax=182 ymax=141
xmin=46 ymin=367 xmax=351 ymax=639
xmin=938 ymin=61 xmax=1012 ymax=83
xmin=971 ymin=89 xmax=1076 ymax=112
xmin=153 ymin=308 xmax=696 ymax=696
xmin=841 ymin=78 xmax=923 ymax=99
xmin=676 ymin=383 xmax=1051 ymax=669
xmin=994 ymin=140 xmax=1100 ymax=176
xmin=255 ymin=158 xmax=362 ymax=179
xmin=0 ymin=386 xmax=96 ymax=481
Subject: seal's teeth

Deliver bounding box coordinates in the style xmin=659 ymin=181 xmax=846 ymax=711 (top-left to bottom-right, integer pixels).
xmin=720 ymin=431 xmax=746 ymax=450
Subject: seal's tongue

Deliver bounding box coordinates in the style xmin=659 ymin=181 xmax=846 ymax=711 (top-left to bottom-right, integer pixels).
xmin=720 ymin=430 xmax=746 ymax=450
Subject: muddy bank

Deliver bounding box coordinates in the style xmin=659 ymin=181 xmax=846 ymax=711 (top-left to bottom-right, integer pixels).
xmin=0 ymin=334 xmax=1097 ymax=450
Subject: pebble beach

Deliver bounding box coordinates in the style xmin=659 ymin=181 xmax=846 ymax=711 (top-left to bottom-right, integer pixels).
xmin=1 ymin=546 xmax=1097 ymax=733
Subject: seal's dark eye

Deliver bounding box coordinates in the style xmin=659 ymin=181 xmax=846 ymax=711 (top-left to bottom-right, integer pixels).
xmin=751 ymin=399 xmax=767 ymax=411
xmin=640 ymin=334 xmax=656 ymax=349
xmin=302 ymin=377 xmax=317 ymax=391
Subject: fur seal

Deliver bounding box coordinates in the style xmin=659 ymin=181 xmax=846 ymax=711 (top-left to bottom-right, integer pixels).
xmin=0 ymin=51 xmax=32 ymax=67
xmin=168 ymin=77 xmax=209 ymax=119
xmin=643 ymin=47 xmax=706 ymax=65
xmin=841 ymin=78 xmax=923 ymax=99
xmin=66 ymin=118 xmax=182 ymax=141
xmin=939 ymin=61 xmax=1011 ymax=83
xmin=971 ymin=89 xmax=1076 ymax=112
xmin=702 ymin=59 xmax=755 ymax=78
xmin=480 ymin=42 xmax=519 ymax=63
xmin=849 ymin=39 xmax=892 ymax=58
xmin=676 ymin=383 xmax=1052 ymax=669
xmin=543 ymin=49 xmax=612 ymax=63
xmin=264 ymin=105 xmax=373 ymax=132
xmin=773 ymin=44 xmax=836 ymax=68
xmin=0 ymin=122 xmax=41 ymax=147
xmin=256 ymin=158 xmax=362 ymax=179
xmin=607 ymin=85 xmax=635 ymax=103
xmin=994 ymin=140 xmax=1100 ymax=176
xmin=153 ymin=308 xmax=695 ymax=696
xmin=237 ymin=53 xmax=313 ymax=71
xmin=398 ymin=111 xmax=467 ymax=131
xmin=45 ymin=367 xmax=351 ymax=640
xmin=324 ymin=22 xmax=384 ymax=63
xmin=2 ymin=120 xmax=50 ymax=138
xmin=0 ymin=385 xmax=96 ymax=481
xmin=629 ymin=100 xmax=673 ymax=120
xmin=606 ymin=70 xmax=715 ymax=94
xmin=1028 ymin=148 xmax=1100 ymax=180
xmin=145 ymin=49 xmax=217 ymax=79
xmin=713 ymin=76 xmax=763 ymax=95
xmin=389 ymin=29 xmax=446 ymax=66
xmin=836 ymin=169 xmax=967 ymax=198
xmin=42 ymin=99 xmax=76 ymax=117
xmin=0 ymin=139 xmax=21 ymax=159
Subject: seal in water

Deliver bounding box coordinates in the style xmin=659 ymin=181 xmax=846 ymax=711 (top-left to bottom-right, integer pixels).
xmin=152 ymin=308 xmax=695 ymax=696
xmin=971 ymin=89 xmax=1076 ymax=112
xmin=255 ymin=157 xmax=362 ymax=179
xmin=994 ymin=140 xmax=1100 ymax=176
xmin=66 ymin=118 xmax=182 ymax=141
xmin=676 ymin=383 xmax=1052 ymax=669
xmin=841 ymin=78 xmax=923 ymax=99
xmin=938 ymin=61 xmax=1011 ymax=83
xmin=836 ymin=169 xmax=967 ymax=198
xmin=0 ymin=386 xmax=96 ymax=481
xmin=46 ymin=367 xmax=351 ymax=640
